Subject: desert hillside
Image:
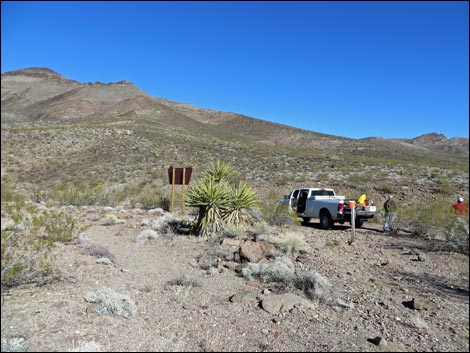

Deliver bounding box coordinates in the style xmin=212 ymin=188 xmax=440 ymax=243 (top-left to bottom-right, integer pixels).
xmin=1 ymin=67 xmax=468 ymax=204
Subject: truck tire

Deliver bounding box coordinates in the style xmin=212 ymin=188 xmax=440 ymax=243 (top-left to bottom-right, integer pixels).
xmin=320 ymin=210 xmax=333 ymax=229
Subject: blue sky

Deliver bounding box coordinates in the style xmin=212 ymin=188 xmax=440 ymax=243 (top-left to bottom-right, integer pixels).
xmin=2 ymin=1 xmax=469 ymax=139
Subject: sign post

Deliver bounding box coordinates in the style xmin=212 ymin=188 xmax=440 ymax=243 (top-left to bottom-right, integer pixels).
xmin=171 ymin=166 xmax=176 ymax=213
xmin=182 ymin=167 xmax=186 ymax=213
xmin=349 ymin=200 xmax=356 ymax=244
xmin=168 ymin=166 xmax=192 ymax=214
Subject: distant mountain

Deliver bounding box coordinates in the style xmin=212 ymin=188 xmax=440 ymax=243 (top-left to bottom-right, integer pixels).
xmin=1 ymin=67 xmax=468 ymax=200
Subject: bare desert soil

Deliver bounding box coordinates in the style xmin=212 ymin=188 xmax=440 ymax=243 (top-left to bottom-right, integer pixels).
xmin=1 ymin=206 xmax=469 ymax=352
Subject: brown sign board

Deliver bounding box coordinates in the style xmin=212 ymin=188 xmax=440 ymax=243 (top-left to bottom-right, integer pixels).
xmin=168 ymin=167 xmax=192 ymax=185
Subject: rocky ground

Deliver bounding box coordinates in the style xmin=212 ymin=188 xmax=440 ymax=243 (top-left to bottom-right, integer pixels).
xmin=1 ymin=205 xmax=469 ymax=352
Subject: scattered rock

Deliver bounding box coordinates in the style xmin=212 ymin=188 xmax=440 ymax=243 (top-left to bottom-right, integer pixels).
xmin=403 ymin=297 xmax=438 ymax=311
xmin=239 ymin=240 xmax=276 ymax=263
xmin=229 ymin=291 xmax=259 ymax=305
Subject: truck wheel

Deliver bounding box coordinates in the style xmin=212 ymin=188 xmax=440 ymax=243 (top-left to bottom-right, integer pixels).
xmin=320 ymin=210 xmax=333 ymax=229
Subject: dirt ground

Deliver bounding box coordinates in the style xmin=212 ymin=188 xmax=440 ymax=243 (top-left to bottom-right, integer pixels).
xmin=1 ymin=206 xmax=469 ymax=352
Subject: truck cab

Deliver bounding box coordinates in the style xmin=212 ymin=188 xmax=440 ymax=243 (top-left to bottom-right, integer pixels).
xmin=285 ymin=188 xmax=336 ymax=213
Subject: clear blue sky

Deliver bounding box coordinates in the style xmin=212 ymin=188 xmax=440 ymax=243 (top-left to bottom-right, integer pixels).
xmin=2 ymin=1 xmax=469 ymax=139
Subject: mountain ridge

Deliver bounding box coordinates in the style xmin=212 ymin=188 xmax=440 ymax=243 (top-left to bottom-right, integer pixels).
xmin=2 ymin=67 xmax=468 ymax=143
xmin=1 ymin=67 xmax=468 ymax=202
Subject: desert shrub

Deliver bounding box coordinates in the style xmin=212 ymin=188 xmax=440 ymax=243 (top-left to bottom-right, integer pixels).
xmin=409 ymin=315 xmax=428 ymax=330
xmin=137 ymin=190 xmax=170 ymax=210
xmin=316 ymin=172 xmax=329 ymax=182
xmin=151 ymin=214 xmax=192 ymax=236
xmin=257 ymin=191 xmax=300 ymax=228
xmin=1 ymin=336 xmax=29 ymax=352
xmin=292 ymin=272 xmax=333 ymax=301
xmin=53 ymin=184 xmax=111 ymax=206
xmin=1 ymin=203 xmax=81 ymax=288
xmin=267 ymin=203 xmax=300 ymax=228
xmin=1 ymin=183 xmax=24 ymax=204
xmin=167 ymin=275 xmax=202 ymax=287
xmin=135 ymin=229 xmax=159 ymax=244
xmin=375 ymin=183 xmax=399 ymax=195
xmin=81 ymin=245 xmax=115 ymax=261
xmin=241 ymin=257 xmax=333 ymax=302
xmin=221 ymin=223 xmax=246 ymax=239
xmin=241 ymin=256 xmax=295 ymax=283
xmin=398 ymin=199 xmax=469 ymax=254
xmin=100 ymin=214 xmax=121 ymax=225
xmin=29 ymin=185 xmax=48 ymax=203
xmin=84 ymin=288 xmax=136 ymax=319
xmin=275 ymin=232 xmax=308 ymax=254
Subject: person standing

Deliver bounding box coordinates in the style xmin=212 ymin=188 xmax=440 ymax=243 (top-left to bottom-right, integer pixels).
xmin=451 ymin=196 xmax=469 ymax=216
xmin=383 ymin=195 xmax=397 ymax=233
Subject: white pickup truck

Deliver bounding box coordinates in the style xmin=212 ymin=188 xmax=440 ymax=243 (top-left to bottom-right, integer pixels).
xmin=279 ymin=187 xmax=377 ymax=229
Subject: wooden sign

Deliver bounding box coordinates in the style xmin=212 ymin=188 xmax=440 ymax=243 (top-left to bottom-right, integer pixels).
xmin=168 ymin=166 xmax=193 ymax=213
xmin=168 ymin=167 xmax=192 ymax=185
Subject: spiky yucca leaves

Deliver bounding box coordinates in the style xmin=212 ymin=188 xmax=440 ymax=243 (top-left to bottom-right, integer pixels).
xmin=185 ymin=161 xmax=259 ymax=237
xmin=185 ymin=177 xmax=232 ymax=237
xmin=223 ymin=181 xmax=260 ymax=226
xmin=206 ymin=160 xmax=236 ymax=184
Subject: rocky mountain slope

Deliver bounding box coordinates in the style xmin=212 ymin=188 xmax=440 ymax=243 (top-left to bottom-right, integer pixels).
xmin=1 ymin=67 xmax=468 ymax=203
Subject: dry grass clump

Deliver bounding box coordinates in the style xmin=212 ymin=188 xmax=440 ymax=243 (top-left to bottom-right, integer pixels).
xmin=81 ymin=245 xmax=115 ymax=261
xmin=84 ymin=287 xmax=136 ymax=319
xmin=131 ymin=187 xmax=170 ymax=210
xmin=100 ymin=214 xmax=125 ymax=225
xmin=291 ymin=272 xmax=333 ymax=301
xmin=241 ymin=256 xmax=295 ymax=283
xmin=167 ymin=274 xmax=202 ymax=288
xmin=241 ymin=256 xmax=333 ymax=302
xmin=409 ymin=315 xmax=428 ymax=330
xmin=274 ymin=231 xmax=308 ymax=254
xmin=135 ymin=229 xmax=159 ymax=244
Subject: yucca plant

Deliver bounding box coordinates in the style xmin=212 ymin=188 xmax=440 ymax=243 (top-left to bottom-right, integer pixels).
xmin=206 ymin=160 xmax=237 ymax=184
xmin=223 ymin=181 xmax=260 ymax=226
xmin=185 ymin=161 xmax=259 ymax=237
xmin=185 ymin=176 xmax=231 ymax=237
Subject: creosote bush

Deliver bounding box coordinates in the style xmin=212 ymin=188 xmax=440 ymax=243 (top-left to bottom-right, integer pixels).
xmin=398 ymin=198 xmax=469 ymax=254
xmin=1 ymin=201 xmax=81 ymax=288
